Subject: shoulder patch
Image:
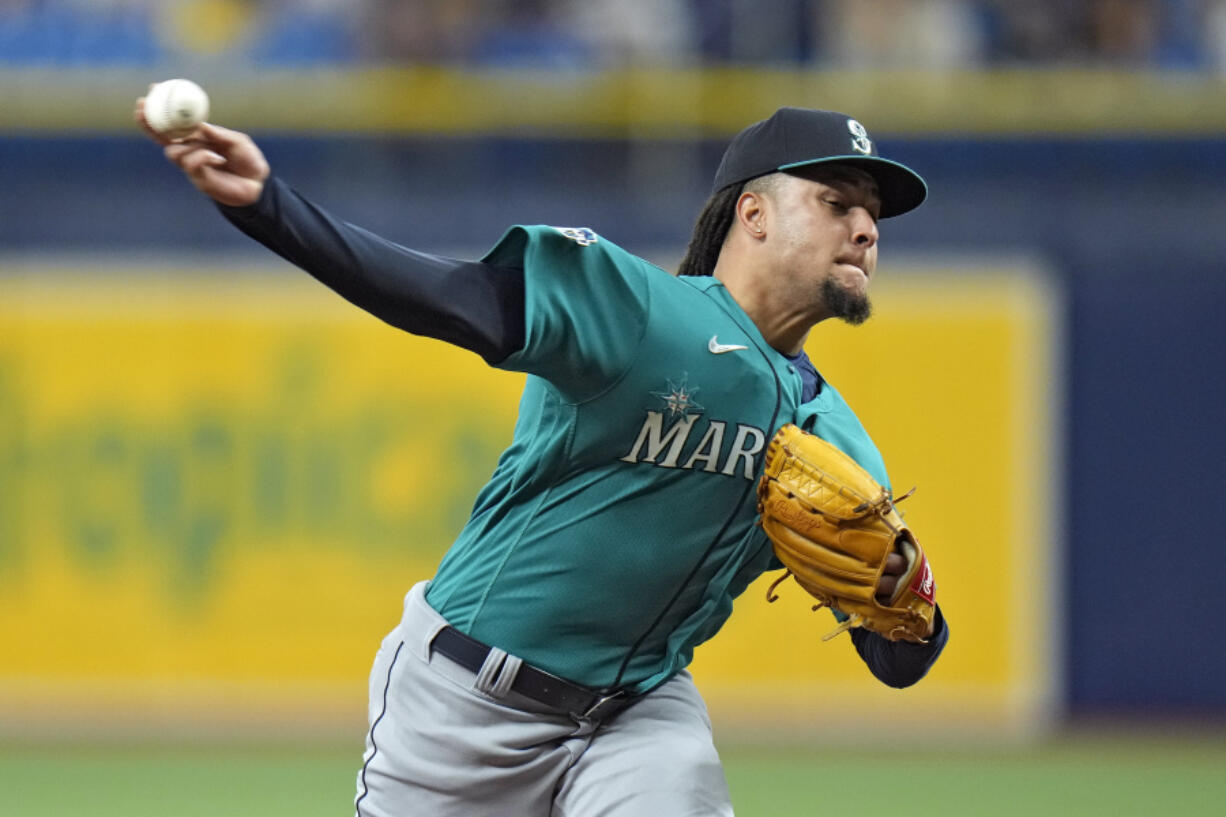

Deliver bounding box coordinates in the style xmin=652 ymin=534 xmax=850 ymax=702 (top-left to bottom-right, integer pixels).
xmin=552 ymin=226 xmax=599 ymax=246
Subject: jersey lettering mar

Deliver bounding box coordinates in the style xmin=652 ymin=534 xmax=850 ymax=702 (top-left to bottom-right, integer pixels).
xmin=619 ymin=412 xmax=766 ymax=479
xmin=425 ymin=226 xmax=889 ymax=695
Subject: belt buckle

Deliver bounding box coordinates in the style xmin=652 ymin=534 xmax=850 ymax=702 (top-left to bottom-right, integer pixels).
xmin=579 ymin=690 xmax=626 ymax=721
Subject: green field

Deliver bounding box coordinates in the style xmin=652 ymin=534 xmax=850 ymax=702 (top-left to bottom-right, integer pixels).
xmin=3 ymin=731 xmax=1224 ymax=816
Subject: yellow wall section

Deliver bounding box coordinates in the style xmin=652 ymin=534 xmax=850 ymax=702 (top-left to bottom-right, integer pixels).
xmin=0 ymin=262 xmax=1057 ymax=736
xmin=0 ymin=272 xmax=523 ymax=687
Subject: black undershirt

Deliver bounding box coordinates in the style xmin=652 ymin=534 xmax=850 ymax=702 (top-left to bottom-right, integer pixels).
xmin=220 ymin=177 xmax=525 ymax=364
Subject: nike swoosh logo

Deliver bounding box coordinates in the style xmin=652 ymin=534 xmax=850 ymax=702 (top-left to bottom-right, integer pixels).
xmin=708 ymin=335 xmax=748 ymax=354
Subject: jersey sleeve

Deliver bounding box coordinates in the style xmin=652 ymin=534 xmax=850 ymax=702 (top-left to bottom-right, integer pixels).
xmin=481 ymin=225 xmax=653 ymax=401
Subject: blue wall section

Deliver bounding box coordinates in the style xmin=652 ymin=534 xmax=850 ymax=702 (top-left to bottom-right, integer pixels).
xmin=4 ymin=134 xmax=1225 ymax=713
xmin=1067 ymin=260 xmax=1226 ymax=711
xmin=7 ymin=135 xmax=1226 ymax=258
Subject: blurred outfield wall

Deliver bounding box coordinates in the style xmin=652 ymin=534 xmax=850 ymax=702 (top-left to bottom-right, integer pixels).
xmin=2 ymin=68 xmax=1225 ymax=736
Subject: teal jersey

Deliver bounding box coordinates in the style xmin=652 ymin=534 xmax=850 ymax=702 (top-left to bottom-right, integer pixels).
xmin=426 ymin=226 xmax=889 ymax=694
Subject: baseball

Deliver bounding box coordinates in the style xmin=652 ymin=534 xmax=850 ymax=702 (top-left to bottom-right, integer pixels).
xmin=144 ymin=78 xmax=209 ymax=140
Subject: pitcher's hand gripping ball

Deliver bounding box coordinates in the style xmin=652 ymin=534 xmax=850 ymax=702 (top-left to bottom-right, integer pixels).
xmin=757 ymin=424 xmax=937 ymax=642
xmin=143 ymin=79 xmax=210 ymax=140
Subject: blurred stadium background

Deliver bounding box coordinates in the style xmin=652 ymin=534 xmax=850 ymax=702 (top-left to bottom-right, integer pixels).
xmin=2 ymin=1 xmax=1225 ymax=815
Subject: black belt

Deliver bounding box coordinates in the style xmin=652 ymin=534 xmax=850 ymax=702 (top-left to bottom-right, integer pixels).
xmin=431 ymin=626 xmax=635 ymax=721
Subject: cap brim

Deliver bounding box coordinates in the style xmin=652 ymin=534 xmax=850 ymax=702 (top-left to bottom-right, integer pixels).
xmin=779 ymin=155 xmax=927 ymax=218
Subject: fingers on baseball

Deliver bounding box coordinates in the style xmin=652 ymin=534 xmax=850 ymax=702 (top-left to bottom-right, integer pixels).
xmin=134 ymin=97 xmax=172 ymax=146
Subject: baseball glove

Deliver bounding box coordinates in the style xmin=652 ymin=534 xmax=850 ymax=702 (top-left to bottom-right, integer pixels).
xmin=757 ymin=424 xmax=936 ymax=643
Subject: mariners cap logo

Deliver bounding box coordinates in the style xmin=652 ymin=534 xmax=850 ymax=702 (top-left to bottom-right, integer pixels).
xmin=847 ymin=119 xmax=872 ymax=155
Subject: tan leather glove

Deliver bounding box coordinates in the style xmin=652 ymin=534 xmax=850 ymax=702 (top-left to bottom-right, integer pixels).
xmin=757 ymin=424 xmax=937 ymax=643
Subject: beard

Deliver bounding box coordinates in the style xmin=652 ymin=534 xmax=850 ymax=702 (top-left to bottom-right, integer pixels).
xmin=822 ymin=276 xmax=872 ymax=325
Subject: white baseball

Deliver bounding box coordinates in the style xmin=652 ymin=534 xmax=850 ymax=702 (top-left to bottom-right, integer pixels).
xmin=144 ymin=79 xmax=210 ymax=140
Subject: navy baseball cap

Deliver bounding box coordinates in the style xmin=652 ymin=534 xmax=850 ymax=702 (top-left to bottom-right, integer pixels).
xmin=712 ymin=107 xmax=927 ymax=218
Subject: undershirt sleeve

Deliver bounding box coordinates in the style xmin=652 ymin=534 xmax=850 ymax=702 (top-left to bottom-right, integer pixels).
xmin=849 ymin=605 xmax=950 ymax=688
xmin=216 ymin=176 xmax=526 ymax=364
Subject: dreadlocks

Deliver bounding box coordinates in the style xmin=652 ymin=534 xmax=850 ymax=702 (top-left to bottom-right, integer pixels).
xmin=676 ymin=174 xmax=780 ymax=277
xmin=676 ymin=185 xmax=740 ymax=277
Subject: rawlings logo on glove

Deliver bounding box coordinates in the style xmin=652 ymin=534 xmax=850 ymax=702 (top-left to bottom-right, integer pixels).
xmin=757 ymin=424 xmax=937 ymax=643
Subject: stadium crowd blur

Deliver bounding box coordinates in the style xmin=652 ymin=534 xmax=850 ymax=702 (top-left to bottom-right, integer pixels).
xmin=1 ymin=0 xmax=1224 ymax=71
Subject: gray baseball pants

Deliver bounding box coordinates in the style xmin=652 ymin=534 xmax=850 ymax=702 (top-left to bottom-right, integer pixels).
xmin=353 ymin=581 xmax=734 ymax=816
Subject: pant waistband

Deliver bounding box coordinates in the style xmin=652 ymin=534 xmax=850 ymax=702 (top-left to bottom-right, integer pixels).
xmin=430 ymin=625 xmax=636 ymax=722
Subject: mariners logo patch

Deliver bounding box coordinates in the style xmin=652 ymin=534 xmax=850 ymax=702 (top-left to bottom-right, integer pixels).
xmin=554 ymin=226 xmax=599 ymax=246
xmin=847 ymin=119 xmax=872 ymax=156
xmin=651 ymin=373 xmax=704 ymax=418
